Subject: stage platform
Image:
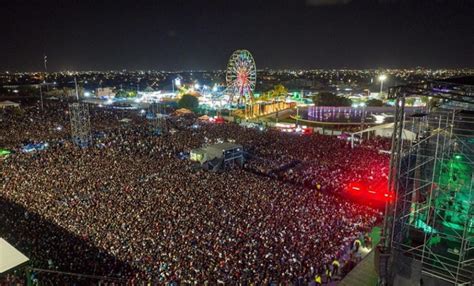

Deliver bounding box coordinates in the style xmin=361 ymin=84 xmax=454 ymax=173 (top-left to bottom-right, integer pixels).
xmin=338 ymin=251 xmax=377 ymax=286
xmin=338 ymin=226 xmax=381 ymax=286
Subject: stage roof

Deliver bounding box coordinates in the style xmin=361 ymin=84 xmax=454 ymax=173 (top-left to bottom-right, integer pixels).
xmin=443 ymin=76 xmax=474 ymax=86
xmin=388 ymin=78 xmax=474 ymax=104
xmin=0 ymin=238 xmax=29 ymax=273
xmin=0 ymin=100 xmax=20 ymax=108
xmin=351 ymin=123 xmax=416 ymax=141
xmin=191 ymin=142 xmax=243 ymax=164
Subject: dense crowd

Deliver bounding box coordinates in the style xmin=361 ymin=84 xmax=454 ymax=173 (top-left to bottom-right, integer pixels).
xmin=0 ymin=102 xmax=388 ymax=284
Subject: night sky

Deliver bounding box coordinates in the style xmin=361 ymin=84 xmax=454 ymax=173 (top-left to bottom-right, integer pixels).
xmin=1 ymin=0 xmax=473 ymax=71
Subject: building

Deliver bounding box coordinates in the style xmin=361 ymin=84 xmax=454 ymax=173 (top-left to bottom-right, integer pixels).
xmin=96 ymin=87 xmax=115 ymax=98
xmin=190 ymin=142 xmax=244 ymax=171
xmin=0 ymin=100 xmax=19 ymax=108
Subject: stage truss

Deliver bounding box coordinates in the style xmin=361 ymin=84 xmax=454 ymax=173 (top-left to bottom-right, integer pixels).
xmin=148 ymin=102 xmax=167 ymax=134
xmin=69 ymin=102 xmax=91 ymax=147
xmin=381 ymin=80 xmax=474 ymax=285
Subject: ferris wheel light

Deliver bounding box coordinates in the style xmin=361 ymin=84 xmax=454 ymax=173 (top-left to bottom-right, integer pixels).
xmin=226 ymin=49 xmax=256 ymax=104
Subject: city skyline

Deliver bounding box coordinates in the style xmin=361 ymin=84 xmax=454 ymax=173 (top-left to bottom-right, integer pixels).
xmin=1 ymin=0 xmax=473 ymax=71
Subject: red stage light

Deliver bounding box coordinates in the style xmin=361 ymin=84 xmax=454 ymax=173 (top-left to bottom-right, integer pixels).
xmin=347 ymin=180 xmax=393 ymax=203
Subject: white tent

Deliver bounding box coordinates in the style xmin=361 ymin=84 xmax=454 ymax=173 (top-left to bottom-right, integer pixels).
xmin=0 ymin=238 xmax=29 ymax=273
xmin=119 ymin=118 xmax=132 ymax=123
xmin=350 ymin=122 xmax=416 ymax=148
xmin=198 ymin=115 xmax=210 ymax=121
xmin=0 ymin=100 xmax=20 ymax=108
xmin=174 ymin=108 xmax=193 ymax=115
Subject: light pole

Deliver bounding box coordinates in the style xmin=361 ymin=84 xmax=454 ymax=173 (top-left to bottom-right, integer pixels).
xmin=173 ymin=77 xmax=181 ymax=94
xmin=296 ymin=105 xmax=299 ymax=126
xmin=39 ymin=84 xmax=44 ymax=112
xmin=74 ymin=77 xmax=79 ymax=101
xmin=378 ymin=74 xmax=387 ymax=98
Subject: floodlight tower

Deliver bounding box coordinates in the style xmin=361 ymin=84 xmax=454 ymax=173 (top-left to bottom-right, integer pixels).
xmin=148 ymin=102 xmax=167 ymax=133
xmin=172 ymin=77 xmax=181 ymax=94
xmin=379 ymin=74 xmax=387 ymax=97
xmin=44 ymin=55 xmax=48 ymax=73
xmin=74 ymin=77 xmax=79 ymax=101
xmin=69 ymin=102 xmax=92 ymax=147
xmin=39 ymin=55 xmax=48 ymax=112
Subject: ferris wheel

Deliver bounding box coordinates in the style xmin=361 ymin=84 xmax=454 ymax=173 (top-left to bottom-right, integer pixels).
xmin=226 ymin=49 xmax=256 ymax=104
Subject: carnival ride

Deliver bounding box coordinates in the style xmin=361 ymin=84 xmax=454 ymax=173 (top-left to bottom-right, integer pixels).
xmin=226 ymin=50 xmax=257 ymax=105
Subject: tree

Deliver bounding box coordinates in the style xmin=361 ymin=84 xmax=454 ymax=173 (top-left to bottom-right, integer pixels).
xmin=271 ymin=84 xmax=288 ymax=98
xmin=259 ymin=84 xmax=288 ymax=101
xmin=115 ymin=90 xmax=128 ymax=98
xmin=405 ymin=98 xmax=416 ymax=106
xmin=115 ymin=90 xmax=137 ymax=98
xmin=366 ymin=99 xmax=384 ymax=107
xmin=417 ymin=96 xmax=439 ymax=110
xmin=178 ymin=94 xmax=199 ymax=111
xmin=313 ymin=92 xmax=352 ymax=106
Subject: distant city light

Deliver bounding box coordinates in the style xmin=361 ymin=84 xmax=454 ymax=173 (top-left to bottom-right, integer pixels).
xmin=174 ymin=78 xmax=181 ymax=87
xmin=194 ymin=83 xmax=200 ymax=90
xmin=84 ymin=91 xmax=91 ymax=97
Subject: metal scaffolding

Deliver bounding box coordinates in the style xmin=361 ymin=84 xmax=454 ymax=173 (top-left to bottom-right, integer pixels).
xmin=148 ymin=102 xmax=167 ymax=135
xmin=69 ymin=102 xmax=91 ymax=147
xmin=381 ymin=80 xmax=474 ymax=285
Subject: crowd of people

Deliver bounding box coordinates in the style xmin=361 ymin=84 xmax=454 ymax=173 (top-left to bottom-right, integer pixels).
xmin=0 ymin=101 xmax=389 ymax=284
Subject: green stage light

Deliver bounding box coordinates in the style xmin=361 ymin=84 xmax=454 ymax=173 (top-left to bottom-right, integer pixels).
xmin=410 ymin=154 xmax=473 ymax=243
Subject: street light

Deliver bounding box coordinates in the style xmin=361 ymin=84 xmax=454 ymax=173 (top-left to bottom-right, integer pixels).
xmin=378 ymin=74 xmax=387 ymax=97
xmin=172 ymin=77 xmax=181 ymax=94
